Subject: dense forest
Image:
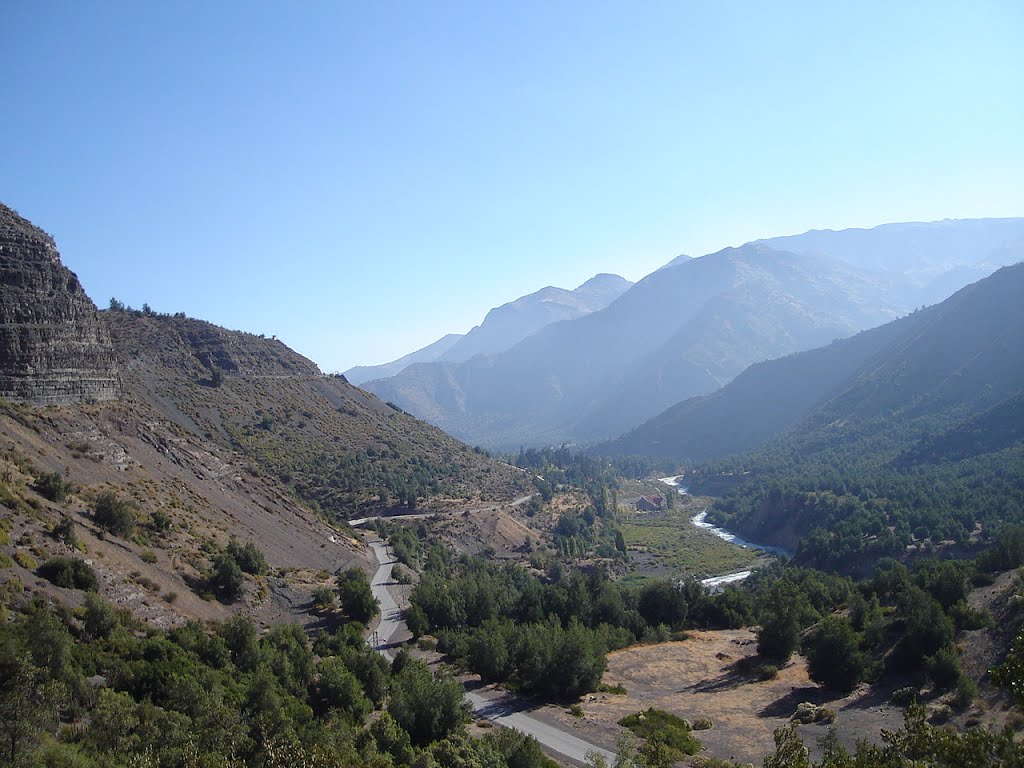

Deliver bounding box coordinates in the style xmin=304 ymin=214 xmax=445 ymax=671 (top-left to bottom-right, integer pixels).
xmin=696 ymin=399 xmax=1024 ymax=571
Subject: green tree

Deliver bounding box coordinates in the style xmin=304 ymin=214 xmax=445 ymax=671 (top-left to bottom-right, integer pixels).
xmin=758 ymin=581 xmax=805 ymax=662
xmin=805 ymin=616 xmax=865 ymax=692
xmin=208 ymin=552 xmax=245 ymax=602
xmin=336 ymin=567 xmax=378 ymax=624
xmin=311 ymin=657 xmax=371 ymax=723
xmin=388 ymin=659 xmax=468 ymax=746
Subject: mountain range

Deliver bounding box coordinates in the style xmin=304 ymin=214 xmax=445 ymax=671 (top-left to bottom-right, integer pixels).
xmin=677 ymin=261 xmax=1024 ymax=564
xmin=363 ymin=218 xmax=1024 ymax=451
xmin=344 ymin=273 xmax=632 ymax=385
xmin=600 ymin=260 xmax=1024 ymax=462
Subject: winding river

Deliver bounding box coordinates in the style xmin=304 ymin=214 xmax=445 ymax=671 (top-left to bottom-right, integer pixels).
xmin=658 ymin=475 xmax=792 ymax=588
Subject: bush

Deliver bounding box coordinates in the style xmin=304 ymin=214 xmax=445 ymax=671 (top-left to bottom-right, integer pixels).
xmin=226 ymin=538 xmax=267 ymax=575
xmin=93 ymin=492 xmax=135 ymax=537
xmin=34 ymin=471 xmax=72 ymax=502
xmin=38 ymin=556 xmax=99 ymax=591
xmin=757 ymin=664 xmax=779 ymax=681
xmin=891 ymin=686 xmax=918 ymax=706
xmin=53 ymin=516 xmax=77 ymax=546
xmin=208 ymin=552 xmax=245 ymax=602
xmin=618 ymin=708 xmax=701 ymax=758
xmin=926 ymin=646 xmax=962 ymax=692
xmin=954 ymin=676 xmax=978 ymax=710
xmin=150 ymin=510 xmax=172 ymax=532
xmin=312 ymin=585 xmax=336 ymax=612
xmin=13 ymin=551 xmax=37 ymax=570
xmin=692 ymin=716 xmax=713 ymax=730
xmin=140 ymin=549 xmax=157 ymax=564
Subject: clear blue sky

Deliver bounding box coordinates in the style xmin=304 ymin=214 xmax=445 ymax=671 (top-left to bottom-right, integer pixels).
xmin=3 ymin=1 xmax=1022 ymax=371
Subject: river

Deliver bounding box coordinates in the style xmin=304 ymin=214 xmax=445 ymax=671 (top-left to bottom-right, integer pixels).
xmin=658 ymin=475 xmax=791 ymax=588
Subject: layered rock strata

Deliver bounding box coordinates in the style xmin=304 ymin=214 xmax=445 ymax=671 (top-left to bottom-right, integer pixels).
xmin=0 ymin=203 xmax=120 ymax=404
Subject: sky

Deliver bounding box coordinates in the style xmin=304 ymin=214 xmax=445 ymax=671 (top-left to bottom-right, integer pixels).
xmin=2 ymin=2 xmax=1022 ymax=372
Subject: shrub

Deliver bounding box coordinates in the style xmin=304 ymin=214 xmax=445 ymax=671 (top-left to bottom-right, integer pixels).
xmin=34 ymin=471 xmax=72 ymax=502
xmin=927 ymin=646 xmax=962 ymax=692
xmin=618 ymin=708 xmax=701 ymax=758
xmin=568 ymin=704 xmax=584 ymax=718
xmin=337 ymin=567 xmax=378 ymax=624
xmin=312 ymin=585 xmax=336 ymax=612
xmin=13 ymin=551 xmax=37 ymax=570
xmin=38 ymin=556 xmax=98 ymax=591
xmin=757 ymin=664 xmax=779 ymax=681
xmin=139 ymin=549 xmax=157 ymax=564
xmin=208 ymin=552 xmax=245 ymax=602
xmin=954 ymin=677 xmax=978 ymax=710
xmin=692 ymin=716 xmax=713 ymax=730
xmin=53 ymin=515 xmax=77 ymax=546
xmin=0 ymin=553 xmax=12 ymax=568
xmin=150 ymin=510 xmax=172 ymax=532
xmin=891 ymin=686 xmax=918 ymax=706
xmin=93 ymin=492 xmax=135 ymax=537
xmin=790 ymin=702 xmax=836 ymax=725
xmin=226 ymin=538 xmax=267 ymax=575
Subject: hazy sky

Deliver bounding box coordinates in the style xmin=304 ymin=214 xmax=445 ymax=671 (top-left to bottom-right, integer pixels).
xmin=3 ymin=2 xmax=1022 ymax=371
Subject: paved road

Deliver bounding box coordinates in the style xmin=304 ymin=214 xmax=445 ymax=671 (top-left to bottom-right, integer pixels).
xmin=365 ymin=539 xmax=615 ymax=767
xmin=367 ymin=539 xmax=404 ymax=655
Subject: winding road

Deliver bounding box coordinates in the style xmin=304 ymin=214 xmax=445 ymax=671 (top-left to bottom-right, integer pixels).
xmin=363 ymin=535 xmax=616 ymax=767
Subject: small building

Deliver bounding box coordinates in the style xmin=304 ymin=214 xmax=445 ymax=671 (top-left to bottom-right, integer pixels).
xmin=635 ymin=495 xmax=665 ymax=512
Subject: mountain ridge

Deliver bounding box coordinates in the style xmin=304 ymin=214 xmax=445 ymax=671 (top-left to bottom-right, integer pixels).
xmin=344 ymin=272 xmax=632 ymax=385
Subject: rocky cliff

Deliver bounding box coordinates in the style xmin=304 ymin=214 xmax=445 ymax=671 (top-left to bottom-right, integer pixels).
xmin=0 ymin=203 xmax=120 ymax=404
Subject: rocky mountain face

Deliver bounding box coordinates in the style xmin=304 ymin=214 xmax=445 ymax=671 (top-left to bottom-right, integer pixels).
xmin=0 ymin=204 xmax=530 ymax=630
xmin=0 ymin=203 xmax=120 ymax=404
xmin=345 ymin=273 xmax=632 ymax=385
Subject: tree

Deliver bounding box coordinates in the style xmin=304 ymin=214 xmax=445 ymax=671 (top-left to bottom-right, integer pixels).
xmin=336 ymin=568 xmax=378 ymax=624
xmin=208 ymin=552 xmax=245 ymax=602
xmin=758 ymin=581 xmax=804 ymax=661
xmin=805 ymin=616 xmax=866 ymax=692
xmin=0 ymin=653 xmax=54 ymax=767
xmin=387 ymin=659 xmax=468 ymax=746
xmin=637 ymin=581 xmax=687 ymax=629
xmin=311 ymin=657 xmax=371 ymax=723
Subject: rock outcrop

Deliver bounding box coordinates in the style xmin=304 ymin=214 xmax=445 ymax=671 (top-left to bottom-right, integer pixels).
xmin=0 ymin=203 xmax=120 ymax=404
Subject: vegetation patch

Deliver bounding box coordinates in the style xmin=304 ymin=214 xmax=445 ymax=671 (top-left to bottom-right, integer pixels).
xmin=38 ymin=557 xmax=99 ymax=591
xmin=621 ymin=503 xmax=760 ymax=577
xmin=618 ymin=707 xmax=701 ymax=758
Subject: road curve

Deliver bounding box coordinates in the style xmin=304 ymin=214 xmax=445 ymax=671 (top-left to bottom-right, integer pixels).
xmin=365 ymin=539 xmax=615 ymax=767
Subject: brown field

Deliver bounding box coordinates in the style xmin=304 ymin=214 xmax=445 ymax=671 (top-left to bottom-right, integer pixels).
xmin=539 ymin=630 xmax=907 ymax=765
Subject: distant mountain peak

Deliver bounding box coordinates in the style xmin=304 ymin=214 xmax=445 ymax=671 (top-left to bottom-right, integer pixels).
xmin=657 ymin=254 xmax=692 ymax=271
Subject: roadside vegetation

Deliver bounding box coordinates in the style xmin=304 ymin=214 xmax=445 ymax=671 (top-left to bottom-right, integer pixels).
xmin=0 ymin=592 xmax=557 ymax=768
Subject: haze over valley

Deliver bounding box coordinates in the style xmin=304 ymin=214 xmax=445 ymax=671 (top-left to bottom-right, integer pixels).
xmin=3 ymin=3 xmax=1024 ymax=767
